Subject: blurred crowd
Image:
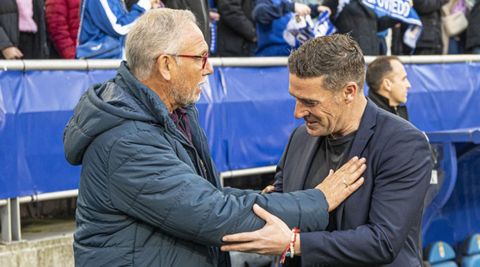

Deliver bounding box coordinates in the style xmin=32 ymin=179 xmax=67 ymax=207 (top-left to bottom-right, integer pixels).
xmin=1 ymin=0 xmax=480 ymax=60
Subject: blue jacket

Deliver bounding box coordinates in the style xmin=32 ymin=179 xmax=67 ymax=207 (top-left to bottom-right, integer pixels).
xmin=63 ymin=62 xmax=330 ymax=266
xmin=274 ymin=100 xmax=432 ymax=266
xmin=253 ymin=0 xmax=319 ymax=56
xmin=76 ymin=0 xmax=150 ymax=59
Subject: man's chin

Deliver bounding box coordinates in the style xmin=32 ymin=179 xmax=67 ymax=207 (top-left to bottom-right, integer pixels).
xmin=305 ymin=123 xmax=323 ymax=137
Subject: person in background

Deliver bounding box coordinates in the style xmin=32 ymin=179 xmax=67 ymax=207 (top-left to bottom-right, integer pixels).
xmin=466 ymin=0 xmax=480 ymax=53
xmin=366 ymin=56 xmax=411 ymax=120
xmin=0 ymin=0 xmax=49 ymax=59
xmin=392 ymin=0 xmax=449 ymax=55
xmin=252 ymin=0 xmax=328 ymax=56
xmin=216 ymin=0 xmax=256 ymax=57
xmin=45 ymin=0 xmax=80 ymax=59
xmin=75 ymin=0 xmax=152 ymax=59
xmin=163 ymin=0 xmax=212 ymax=46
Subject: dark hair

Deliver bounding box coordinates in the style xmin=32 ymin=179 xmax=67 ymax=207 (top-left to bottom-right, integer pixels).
xmin=366 ymin=56 xmax=400 ymax=92
xmin=288 ymin=34 xmax=365 ymax=92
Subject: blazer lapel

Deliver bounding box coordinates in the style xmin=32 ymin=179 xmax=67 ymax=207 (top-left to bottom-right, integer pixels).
xmin=336 ymin=100 xmax=377 ymax=229
xmin=286 ymin=134 xmax=320 ymax=191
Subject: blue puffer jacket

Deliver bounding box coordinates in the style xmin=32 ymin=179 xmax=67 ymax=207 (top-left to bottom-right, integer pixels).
xmin=64 ymin=62 xmax=329 ymax=266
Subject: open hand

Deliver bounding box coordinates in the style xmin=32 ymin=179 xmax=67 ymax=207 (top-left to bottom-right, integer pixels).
xmin=316 ymin=157 xmax=366 ymax=211
xmin=221 ymin=204 xmax=292 ymax=255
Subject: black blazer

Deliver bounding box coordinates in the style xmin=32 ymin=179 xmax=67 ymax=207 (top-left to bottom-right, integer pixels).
xmin=274 ymin=100 xmax=432 ymax=267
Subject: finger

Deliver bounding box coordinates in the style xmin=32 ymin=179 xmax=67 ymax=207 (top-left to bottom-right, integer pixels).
xmin=339 ymin=156 xmax=359 ymax=172
xmin=348 ymin=157 xmax=366 ymax=173
xmin=345 ymin=163 xmax=366 ymax=185
xmin=252 ymin=204 xmax=274 ymax=223
xmin=346 ymin=177 xmax=364 ymax=195
xmin=222 ymin=231 xmax=258 ymax=242
xmin=221 ymin=242 xmax=256 ymax=252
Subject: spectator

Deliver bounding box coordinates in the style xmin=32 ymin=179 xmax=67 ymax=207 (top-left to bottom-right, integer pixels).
xmin=0 ymin=0 xmax=49 ymax=59
xmin=366 ymin=56 xmax=411 ymax=120
xmin=252 ymin=0 xmax=327 ymax=56
xmin=163 ymin=0 xmax=211 ymax=46
xmin=76 ymin=0 xmax=151 ymax=59
xmin=216 ymin=0 xmax=256 ymax=57
xmin=466 ymin=0 xmax=480 ymax=53
xmin=441 ymin=0 xmax=469 ymax=54
xmin=45 ymin=0 xmax=80 ymax=59
xmin=321 ymin=0 xmax=399 ymax=56
xmin=393 ymin=0 xmax=449 ymax=55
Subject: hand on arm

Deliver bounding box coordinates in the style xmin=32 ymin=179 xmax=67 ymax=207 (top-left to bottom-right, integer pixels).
xmin=221 ymin=204 xmax=297 ymax=255
xmin=221 ymin=157 xmax=366 ymax=255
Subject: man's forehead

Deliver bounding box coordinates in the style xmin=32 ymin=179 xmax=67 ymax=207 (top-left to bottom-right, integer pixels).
xmin=179 ymin=23 xmax=208 ymax=53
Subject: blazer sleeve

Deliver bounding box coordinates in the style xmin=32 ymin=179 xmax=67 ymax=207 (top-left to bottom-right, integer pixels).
xmin=107 ymin=130 xmax=329 ymax=247
xmin=300 ymin=127 xmax=432 ymax=265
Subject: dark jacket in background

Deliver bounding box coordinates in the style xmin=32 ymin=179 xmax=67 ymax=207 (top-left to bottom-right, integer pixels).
xmin=163 ymin=0 xmax=211 ymax=46
xmin=466 ymin=1 xmax=480 ymax=51
xmin=0 ymin=0 xmax=48 ymax=59
xmin=413 ymin=0 xmax=448 ymax=54
xmin=64 ymin=62 xmax=331 ymax=266
xmin=368 ymin=89 xmax=409 ymax=121
xmin=392 ymin=0 xmax=447 ymax=55
xmin=324 ymin=0 xmax=395 ymax=55
xmin=217 ymin=0 xmax=256 ymax=57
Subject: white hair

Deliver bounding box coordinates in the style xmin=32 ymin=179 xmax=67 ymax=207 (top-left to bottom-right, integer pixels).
xmin=125 ymin=9 xmax=197 ymax=80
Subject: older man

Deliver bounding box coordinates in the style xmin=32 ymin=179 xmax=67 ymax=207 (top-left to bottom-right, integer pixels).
xmin=64 ymin=9 xmax=365 ymax=266
xmin=366 ymin=56 xmax=411 ymax=121
xmin=222 ymin=35 xmax=432 ymax=267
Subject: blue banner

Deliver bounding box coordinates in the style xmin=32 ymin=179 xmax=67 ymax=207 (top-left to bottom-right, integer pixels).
xmin=0 ymin=63 xmax=480 ymax=199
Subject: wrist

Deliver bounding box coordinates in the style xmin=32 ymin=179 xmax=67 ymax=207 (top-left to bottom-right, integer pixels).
xmin=294 ymin=233 xmax=301 ymax=255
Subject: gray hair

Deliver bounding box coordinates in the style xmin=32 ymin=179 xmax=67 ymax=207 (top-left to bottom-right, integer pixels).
xmin=288 ymin=34 xmax=365 ymax=92
xmin=125 ymin=9 xmax=197 ymax=80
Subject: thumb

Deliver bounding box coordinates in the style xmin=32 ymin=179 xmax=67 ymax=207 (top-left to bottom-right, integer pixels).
xmin=253 ymin=204 xmax=273 ymax=223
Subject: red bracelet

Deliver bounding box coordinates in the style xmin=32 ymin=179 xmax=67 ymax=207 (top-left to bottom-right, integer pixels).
xmin=280 ymin=227 xmax=300 ymax=264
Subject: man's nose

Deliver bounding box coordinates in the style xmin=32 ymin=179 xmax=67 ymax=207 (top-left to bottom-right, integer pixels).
xmin=294 ymin=102 xmax=308 ymax=119
xmin=203 ymin=61 xmax=213 ymax=76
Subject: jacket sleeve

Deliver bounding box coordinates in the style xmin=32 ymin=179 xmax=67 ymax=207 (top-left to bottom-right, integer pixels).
xmin=253 ymin=0 xmax=295 ymax=25
xmin=300 ymin=128 xmax=432 ymax=265
xmin=0 ymin=27 xmax=13 ymax=51
xmin=217 ymin=0 xmax=256 ymax=41
xmin=45 ymin=0 xmax=75 ymax=59
xmin=86 ymin=0 xmax=150 ymax=37
xmin=107 ymin=131 xmax=329 ymax=247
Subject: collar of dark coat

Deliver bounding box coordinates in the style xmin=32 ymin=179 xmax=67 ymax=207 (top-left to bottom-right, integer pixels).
xmin=367 ymin=89 xmax=393 ymax=112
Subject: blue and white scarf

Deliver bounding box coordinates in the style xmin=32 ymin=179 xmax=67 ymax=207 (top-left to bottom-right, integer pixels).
xmin=283 ymin=11 xmax=337 ymax=47
xmin=338 ymin=0 xmax=423 ymax=48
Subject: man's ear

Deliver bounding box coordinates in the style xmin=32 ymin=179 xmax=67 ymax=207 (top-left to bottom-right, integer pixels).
xmin=343 ymin=82 xmax=358 ymax=103
xmin=158 ymin=55 xmax=173 ymax=81
xmin=382 ymin=78 xmax=392 ymax=92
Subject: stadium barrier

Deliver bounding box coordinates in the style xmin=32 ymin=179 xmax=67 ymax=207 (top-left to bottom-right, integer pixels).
xmin=1 ymin=55 xmax=480 ymax=243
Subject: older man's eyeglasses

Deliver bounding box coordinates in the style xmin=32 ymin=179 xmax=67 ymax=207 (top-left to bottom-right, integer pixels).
xmin=168 ymin=53 xmax=209 ymax=70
